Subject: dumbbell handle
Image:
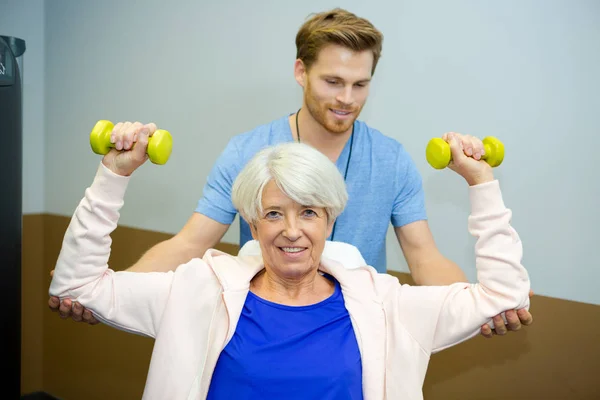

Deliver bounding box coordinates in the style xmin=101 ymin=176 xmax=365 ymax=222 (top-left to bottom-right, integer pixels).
xmin=89 ymin=120 xmax=173 ymax=165
xmin=426 ymin=136 xmax=504 ymax=169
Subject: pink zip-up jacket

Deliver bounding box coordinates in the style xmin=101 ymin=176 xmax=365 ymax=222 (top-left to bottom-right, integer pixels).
xmin=49 ymin=163 xmax=531 ymax=400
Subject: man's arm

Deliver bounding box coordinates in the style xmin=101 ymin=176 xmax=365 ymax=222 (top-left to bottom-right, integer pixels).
xmin=394 ymin=199 xmax=533 ymax=338
xmin=394 ymin=221 xmax=467 ymax=286
xmin=49 ymin=163 xmax=179 ymax=338
xmin=49 ymin=120 xmax=238 ymax=323
xmin=49 ymin=212 xmax=230 ymax=322
xmin=395 ymin=132 xmax=534 ymax=337
xmin=126 ymin=213 xmax=230 ymax=273
xmin=393 ymin=180 xmax=530 ymax=355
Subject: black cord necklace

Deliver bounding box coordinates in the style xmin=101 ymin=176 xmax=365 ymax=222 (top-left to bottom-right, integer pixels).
xmin=295 ymin=108 xmax=354 ymax=241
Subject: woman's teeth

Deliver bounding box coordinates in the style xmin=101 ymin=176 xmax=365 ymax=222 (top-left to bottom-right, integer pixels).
xmin=281 ymin=247 xmax=303 ymax=253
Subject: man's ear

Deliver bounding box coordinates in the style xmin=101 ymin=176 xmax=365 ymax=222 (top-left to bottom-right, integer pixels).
xmin=294 ymin=59 xmax=307 ymax=88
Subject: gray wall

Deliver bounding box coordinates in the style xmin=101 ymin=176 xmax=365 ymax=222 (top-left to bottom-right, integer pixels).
xmin=4 ymin=0 xmax=599 ymax=304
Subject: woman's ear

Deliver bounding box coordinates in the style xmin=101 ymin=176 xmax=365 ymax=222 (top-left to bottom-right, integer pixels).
xmin=326 ymin=219 xmax=335 ymax=238
xmin=250 ymin=222 xmax=259 ymax=240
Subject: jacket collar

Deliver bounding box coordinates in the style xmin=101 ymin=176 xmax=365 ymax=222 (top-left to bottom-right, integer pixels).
xmin=203 ymin=248 xmax=387 ymax=399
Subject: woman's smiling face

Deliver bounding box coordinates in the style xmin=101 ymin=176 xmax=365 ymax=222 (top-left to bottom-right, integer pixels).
xmin=250 ymin=180 xmax=333 ymax=279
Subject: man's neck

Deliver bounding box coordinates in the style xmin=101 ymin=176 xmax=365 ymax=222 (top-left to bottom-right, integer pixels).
xmin=289 ymin=108 xmax=353 ymax=163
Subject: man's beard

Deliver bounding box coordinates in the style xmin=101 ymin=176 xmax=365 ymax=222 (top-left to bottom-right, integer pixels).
xmin=304 ymin=81 xmax=362 ymax=134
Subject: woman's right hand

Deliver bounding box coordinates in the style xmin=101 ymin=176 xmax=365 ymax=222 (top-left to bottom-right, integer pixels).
xmin=102 ymin=121 xmax=158 ymax=176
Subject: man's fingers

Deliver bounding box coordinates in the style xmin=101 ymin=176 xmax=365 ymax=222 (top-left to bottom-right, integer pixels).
xmin=492 ymin=315 xmax=507 ymax=335
xmin=71 ymin=302 xmax=84 ymax=322
xmin=72 ymin=302 xmax=83 ymax=316
xmin=480 ymin=323 xmax=494 ymax=339
xmin=48 ymin=296 xmax=60 ymax=311
xmin=517 ymin=308 xmax=534 ymax=326
xmin=58 ymin=299 xmax=72 ymax=318
xmin=505 ymin=310 xmax=522 ymax=331
xmin=50 ymin=297 xmax=99 ymax=325
xmin=82 ymin=309 xmax=99 ymax=325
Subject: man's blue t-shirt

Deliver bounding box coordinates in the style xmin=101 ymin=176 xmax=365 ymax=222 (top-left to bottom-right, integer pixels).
xmin=195 ymin=114 xmax=427 ymax=272
xmin=206 ymin=275 xmax=363 ymax=399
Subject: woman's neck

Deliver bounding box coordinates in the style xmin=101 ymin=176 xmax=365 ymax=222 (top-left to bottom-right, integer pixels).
xmin=250 ymin=268 xmax=334 ymax=306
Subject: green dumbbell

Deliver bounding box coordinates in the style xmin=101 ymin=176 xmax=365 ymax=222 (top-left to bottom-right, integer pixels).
xmin=426 ymin=136 xmax=504 ymax=170
xmin=89 ymin=120 xmax=173 ymax=165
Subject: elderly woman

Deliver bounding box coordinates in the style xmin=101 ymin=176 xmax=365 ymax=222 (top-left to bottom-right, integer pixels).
xmin=49 ymin=137 xmax=530 ymax=400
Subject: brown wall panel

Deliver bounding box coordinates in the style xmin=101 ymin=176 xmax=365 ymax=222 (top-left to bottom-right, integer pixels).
xmin=20 ymin=214 xmax=600 ymax=399
xmin=21 ymin=214 xmax=45 ymax=394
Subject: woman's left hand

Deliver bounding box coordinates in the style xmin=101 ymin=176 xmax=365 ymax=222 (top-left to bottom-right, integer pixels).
xmin=442 ymin=132 xmax=494 ymax=186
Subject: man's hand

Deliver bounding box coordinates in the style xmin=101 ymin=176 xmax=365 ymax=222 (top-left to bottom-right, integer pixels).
xmin=480 ymin=290 xmax=534 ymax=338
xmin=102 ymin=121 xmax=158 ymax=176
xmin=48 ymin=269 xmax=99 ymax=325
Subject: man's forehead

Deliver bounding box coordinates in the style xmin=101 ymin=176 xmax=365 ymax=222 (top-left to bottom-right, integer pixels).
xmin=314 ymin=67 xmax=372 ymax=83
xmin=311 ymin=46 xmax=373 ymax=80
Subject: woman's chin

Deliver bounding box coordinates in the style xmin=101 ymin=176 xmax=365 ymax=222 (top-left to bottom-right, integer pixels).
xmin=274 ymin=253 xmax=318 ymax=275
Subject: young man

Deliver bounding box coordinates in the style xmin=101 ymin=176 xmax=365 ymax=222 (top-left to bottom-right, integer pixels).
xmin=50 ymin=8 xmax=532 ymax=336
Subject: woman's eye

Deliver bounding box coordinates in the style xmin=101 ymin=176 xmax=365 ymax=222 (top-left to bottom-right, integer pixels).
xmin=265 ymin=211 xmax=280 ymax=219
xmin=303 ymin=209 xmax=317 ymax=217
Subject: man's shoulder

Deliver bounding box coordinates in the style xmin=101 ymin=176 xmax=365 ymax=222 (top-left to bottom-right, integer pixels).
xmin=356 ymin=120 xmax=413 ymax=162
xmin=213 ymin=114 xmax=291 ymax=170
xmin=228 ymin=114 xmax=291 ymax=149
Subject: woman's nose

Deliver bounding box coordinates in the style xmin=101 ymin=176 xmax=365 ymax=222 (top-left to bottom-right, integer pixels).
xmin=282 ymin=217 xmax=301 ymax=241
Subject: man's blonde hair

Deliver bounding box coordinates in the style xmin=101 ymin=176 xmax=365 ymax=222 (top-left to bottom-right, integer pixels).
xmin=295 ymin=8 xmax=384 ymax=75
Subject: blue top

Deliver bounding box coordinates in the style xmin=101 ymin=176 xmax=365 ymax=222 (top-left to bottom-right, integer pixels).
xmin=195 ymin=114 xmax=427 ymax=272
xmin=206 ymin=275 xmax=363 ymax=400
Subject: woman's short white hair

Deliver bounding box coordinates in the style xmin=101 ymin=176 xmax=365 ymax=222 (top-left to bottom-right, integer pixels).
xmin=231 ymin=142 xmax=348 ymax=224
